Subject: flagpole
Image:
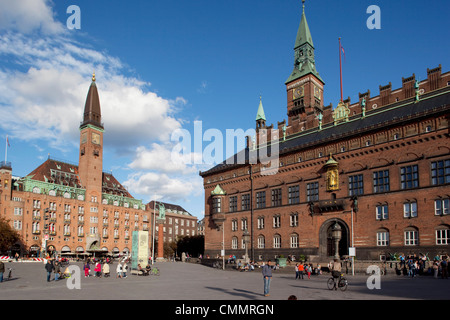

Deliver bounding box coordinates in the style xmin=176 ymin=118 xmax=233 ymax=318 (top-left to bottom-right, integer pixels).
xmin=152 ymin=200 xmax=156 ymax=264
xmin=5 ymin=135 xmax=7 ymax=163
xmin=339 ymin=37 xmax=343 ymax=102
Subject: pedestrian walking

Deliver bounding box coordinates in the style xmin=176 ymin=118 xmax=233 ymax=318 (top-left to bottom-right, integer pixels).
xmin=83 ymin=261 xmax=90 ymax=277
xmin=294 ymin=264 xmax=299 ymax=279
xmin=298 ymin=263 xmax=304 ymax=279
xmin=45 ymin=259 xmax=55 ymax=282
xmin=94 ymin=261 xmax=102 ymax=277
xmin=116 ymin=262 xmax=123 ymax=278
xmin=262 ymin=260 xmax=272 ymax=297
xmin=433 ymin=261 xmax=439 ymax=278
xmin=306 ymin=264 xmax=312 ymax=279
xmin=54 ymin=261 xmax=61 ymax=281
xmin=123 ymin=262 xmax=128 ymax=278
xmin=441 ymin=257 xmax=448 ymax=279
xmin=0 ymin=260 xmax=4 ymax=282
xmin=102 ymin=261 xmax=110 ymax=277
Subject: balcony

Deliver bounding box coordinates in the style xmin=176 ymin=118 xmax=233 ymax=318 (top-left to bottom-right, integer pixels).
xmin=315 ymin=199 xmax=346 ymax=213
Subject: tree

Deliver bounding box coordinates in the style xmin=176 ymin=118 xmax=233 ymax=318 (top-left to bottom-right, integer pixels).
xmin=0 ymin=216 xmax=21 ymax=254
xmin=176 ymin=235 xmax=204 ymax=258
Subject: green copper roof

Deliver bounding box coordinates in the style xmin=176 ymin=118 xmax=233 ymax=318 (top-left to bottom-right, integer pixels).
xmin=211 ymin=184 xmax=226 ymax=195
xmin=256 ymin=96 xmax=266 ymax=121
xmin=295 ymin=4 xmax=313 ymax=49
xmin=285 ymin=1 xmax=324 ymax=85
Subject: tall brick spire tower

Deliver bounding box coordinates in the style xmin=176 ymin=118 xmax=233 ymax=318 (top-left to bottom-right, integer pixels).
xmin=78 ymin=72 xmax=104 ymax=200
xmin=285 ymin=0 xmax=324 ymax=128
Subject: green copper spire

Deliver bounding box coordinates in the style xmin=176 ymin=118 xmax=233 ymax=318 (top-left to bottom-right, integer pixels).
xmin=295 ymin=0 xmax=313 ymax=49
xmin=286 ymin=0 xmax=324 ymax=84
xmin=255 ymin=96 xmax=266 ymax=121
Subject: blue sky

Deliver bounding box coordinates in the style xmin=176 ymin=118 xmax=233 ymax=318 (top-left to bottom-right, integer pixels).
xmin=0 ymin=0 xmax=449 ymax=219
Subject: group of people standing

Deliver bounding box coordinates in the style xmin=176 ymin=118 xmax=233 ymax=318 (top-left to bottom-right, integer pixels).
xmin=294 ymin=263 xmax=317 ymax=279
xmin=398 ymin=254 xmax=449 ymax=279
xmin=82 ymin=258 xmax=114 ymax=278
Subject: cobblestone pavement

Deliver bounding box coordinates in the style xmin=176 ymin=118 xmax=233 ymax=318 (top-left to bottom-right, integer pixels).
xmin=0 ymin=260 xmax=448 ymax=300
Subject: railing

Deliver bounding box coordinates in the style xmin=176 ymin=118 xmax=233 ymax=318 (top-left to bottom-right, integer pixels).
xmin=0 ymin=161 xmax=12 ymax=169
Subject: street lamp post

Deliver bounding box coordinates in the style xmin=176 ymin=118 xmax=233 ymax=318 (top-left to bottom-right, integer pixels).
xmin=243 ymin=229 xmax=250 ymax=264
xmin=331 ymin=222 xmax=342 ymax=260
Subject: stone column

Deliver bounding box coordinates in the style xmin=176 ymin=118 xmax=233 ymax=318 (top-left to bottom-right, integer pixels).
xmin=156 ymin=219 xmax=165 ymax=261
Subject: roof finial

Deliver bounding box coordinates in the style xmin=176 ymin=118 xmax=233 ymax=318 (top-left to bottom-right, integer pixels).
xmin=302 ymin=0 xmax=305 ymax=10
xmin=92 ymin=70 xmax=96 ymax=82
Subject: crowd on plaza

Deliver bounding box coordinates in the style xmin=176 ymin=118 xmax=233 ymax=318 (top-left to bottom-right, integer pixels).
xmin=42 ymin=256 xmax=138 ymax=281
xmin=397 ymin=254 xmax=449 ymax=279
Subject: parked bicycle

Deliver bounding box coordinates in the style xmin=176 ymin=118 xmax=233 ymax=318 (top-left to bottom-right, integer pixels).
xmin=212 ymin=261 xmax=222 ymax=269
xmin=327 ymin=272 xmax=348 ymax=291
xmin=150 ymin=266 xmax=160 ymax=276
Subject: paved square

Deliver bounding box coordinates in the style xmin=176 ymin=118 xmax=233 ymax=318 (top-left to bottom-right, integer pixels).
xmin=0 ymin=260 xmax=449 ymax=301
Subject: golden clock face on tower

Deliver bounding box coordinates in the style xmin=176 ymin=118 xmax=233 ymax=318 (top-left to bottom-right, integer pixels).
xmin=92 ymin=132 xmax=100 ymax=145
xmin=293 ymin=86 xmax=304 ymax=100
xmin=314 ymin=86 xmax=322 ymax=100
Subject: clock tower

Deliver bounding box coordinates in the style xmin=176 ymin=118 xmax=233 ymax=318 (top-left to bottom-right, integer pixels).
xmin=78 ymin=73 xmax=104 ymax=199
xmin=285 ymin=0 xmax=324 ymax=128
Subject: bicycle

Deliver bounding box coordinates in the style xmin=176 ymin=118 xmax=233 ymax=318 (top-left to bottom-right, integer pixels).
xmin=327 ymin=272 xmax=348 ymax=291
xmin=150 ymin=267 xmax=160 ymax=276
xmin=212 ymin=261 xmax=222 ymax=269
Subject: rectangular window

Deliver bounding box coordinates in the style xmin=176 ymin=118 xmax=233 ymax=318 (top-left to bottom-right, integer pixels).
xmin=256 ymin=191 xmax=266 ymax=209
xmin=435 ymin=198 xmax=449 ymax=216
xmin=271 ymin=188 xmax=282 ymax=207
xmin=400 ymin=165 xmax=419 ymax=189
xmin=431 ymin=159 xmax=450 ymax=185
xmin=212 ymin=197 xmax=221 ymax=213
xmin=403 ymin=202 xmax=418 ymax=218
xmin=229 ymin=196 xmax=237 ymax=212
xmin=348 ymin=174 xmax=364 ymax=196
xmin=376 ymin=204 xmax=389 ymax=220
xmin=288 ymin=185 xmax=300 ymax=204
xmin=373 ymin=170 xmax=390 ymax=193
xmin=306 ymin=182 xmax=319 ymax=202
xmin=241 ymin=194 xmax=250 ymax=211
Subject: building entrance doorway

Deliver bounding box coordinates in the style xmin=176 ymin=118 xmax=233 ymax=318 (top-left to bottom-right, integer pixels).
xmin=319 ymin=219 xmax=349 ymax=260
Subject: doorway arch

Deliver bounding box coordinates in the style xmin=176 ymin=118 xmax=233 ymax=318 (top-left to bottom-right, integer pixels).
xmin=318 ymin=219 xmax=349 ymax=260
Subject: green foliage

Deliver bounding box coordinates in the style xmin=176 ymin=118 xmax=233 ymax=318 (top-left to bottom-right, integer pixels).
xmin=0 ymin=217 xmax=21 ymax=254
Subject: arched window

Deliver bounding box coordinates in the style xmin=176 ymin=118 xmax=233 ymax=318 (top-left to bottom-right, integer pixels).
xmin=231 ymin=236 xmax=238 ymax=249
xmin=290 ymin=233 xmax=299 ymax=248
xmin=376 ymin=228 xmax=389 ymax=246
xmin=436 ymin=225 xmax=450 ymax=245
xmin=404 ymin=227 xmax=419 ymax=246
xmin=273 ymin=234 xmax=281 ymax=249
xmin=257 ymin=235 xmax=265 ymax=249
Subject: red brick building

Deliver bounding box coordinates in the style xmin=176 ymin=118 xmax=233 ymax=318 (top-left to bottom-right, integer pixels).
xmin=0 ymin=74 xmax=149 ymax=258
xmin=200 ymin=3 xmax=450 ymax=262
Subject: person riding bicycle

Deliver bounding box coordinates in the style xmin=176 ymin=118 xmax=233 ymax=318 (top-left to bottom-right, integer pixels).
xmin=330 ymin=258 xmax=342 ymax=290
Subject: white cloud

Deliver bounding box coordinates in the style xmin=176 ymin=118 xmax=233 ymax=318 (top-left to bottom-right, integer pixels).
xmin=122 ymin=171 xmax=203 ymax=203
xmin=0 ymin=0 xmax=205 ymax=206
xmin=0 ymin=0 xmax=64 ymax=35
